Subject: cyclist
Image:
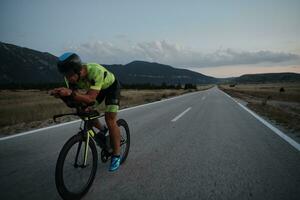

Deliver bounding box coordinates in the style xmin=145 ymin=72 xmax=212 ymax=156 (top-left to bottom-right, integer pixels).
xmin=50 ymin=52 xmax=121 ymax=172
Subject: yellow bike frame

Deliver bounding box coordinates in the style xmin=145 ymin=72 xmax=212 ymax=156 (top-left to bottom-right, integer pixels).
xmin=83 ymin=129 xmax=96 ymax=166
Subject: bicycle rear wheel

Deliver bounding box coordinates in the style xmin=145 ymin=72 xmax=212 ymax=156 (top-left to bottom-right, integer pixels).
xmin=117 ymin=119 xmax=130 ymax=164
xmin=55 ymin=134 xmax=98 ymax=200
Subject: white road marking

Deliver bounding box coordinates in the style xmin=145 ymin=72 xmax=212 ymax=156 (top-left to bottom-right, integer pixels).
xmin=0 ymin=120 xmax=81 ymax=141
xmin=220 ymin=89 xmax=300 ymax=152
xmin=0 ymin=91 xmax=201 ymax=141
xmin=171 ymin=107 xmax=192 ymax=122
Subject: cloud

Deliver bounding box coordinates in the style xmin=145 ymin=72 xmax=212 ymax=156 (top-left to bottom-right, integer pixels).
xmin=194 ymin=49 xmax=300 ymax=67
xmin=66 ymin=40 xmax=300 ymax=68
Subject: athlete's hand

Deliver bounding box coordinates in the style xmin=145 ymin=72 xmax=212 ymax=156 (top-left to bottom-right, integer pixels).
xmin=49 ymin=88 xmax=72 ymax=97
xmin=57 ymin=88 xmax=72 ymax=97
xmin=49 ymin=88 xmax=62 ymax=98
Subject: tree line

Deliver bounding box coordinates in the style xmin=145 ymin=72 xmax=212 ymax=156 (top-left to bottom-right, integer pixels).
xmin=0 ymin=82 xmax=198 ymax=90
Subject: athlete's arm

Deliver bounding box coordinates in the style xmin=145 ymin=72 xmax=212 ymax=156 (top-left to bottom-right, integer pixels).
xmin=72 ymin=89 xmax=99 ymax=105
xmin=50 ymin=87 xmax=98 ymax=105
xmin=49 ymin=87 xmax=71 ymax=98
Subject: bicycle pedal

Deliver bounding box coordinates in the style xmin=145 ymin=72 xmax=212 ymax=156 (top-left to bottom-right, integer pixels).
xmin=101 ymin=150 xmax=110 ymax=163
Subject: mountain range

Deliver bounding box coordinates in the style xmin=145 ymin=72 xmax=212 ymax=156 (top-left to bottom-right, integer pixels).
xmin=234 ymin=73 xmax=300 ymax=84
xmin=0 ymin=42 xmax=217 ymax=86
xmin=104 ymin=61 xmax=217 ymax=85
xmin=0 ymin=42 xmax=61 ymax=84
xmin=0 ymin=41 xmax=299 ymax=87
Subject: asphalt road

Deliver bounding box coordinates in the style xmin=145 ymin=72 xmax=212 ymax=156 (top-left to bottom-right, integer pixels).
xmin=1 ymin=87 xmax=300 ymax=200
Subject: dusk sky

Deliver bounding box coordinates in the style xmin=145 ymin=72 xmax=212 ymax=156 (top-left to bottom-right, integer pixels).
xmin=1 ymin=0 xmax=300 ymax=77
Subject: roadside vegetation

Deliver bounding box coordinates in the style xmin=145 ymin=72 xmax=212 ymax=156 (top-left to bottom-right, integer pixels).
xmin=219 ymin=83 xmax=300 ymax=137
xmin=0 ymin=84 xmax=214 ymax=136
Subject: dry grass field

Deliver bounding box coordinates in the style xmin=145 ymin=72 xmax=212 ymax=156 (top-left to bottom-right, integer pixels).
xmin=219 ymin=83 xmax=300 ymax=137
xmin=0 ymin=85 xmax=213 ymax=135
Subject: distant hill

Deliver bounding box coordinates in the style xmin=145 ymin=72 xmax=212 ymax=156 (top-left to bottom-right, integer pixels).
xmin=0 ymin=42 xmax=217 ymax=87
xmin=0 ymin=42 xmax=61 ymax=85
xmin=104 ymin=61 xmax=217 ymax=85
xmin=233 ymin=73 xmax=300 ymax=84
xmin=1 ymin=41 xmax=299 ymax=88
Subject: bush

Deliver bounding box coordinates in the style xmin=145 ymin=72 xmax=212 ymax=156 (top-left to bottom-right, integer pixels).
xmin=184 ymin=83 xmax=197 ymax=90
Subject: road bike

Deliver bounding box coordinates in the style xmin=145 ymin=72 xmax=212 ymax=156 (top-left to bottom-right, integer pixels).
xmin=53 ymin=104 xmax=130 ymax=200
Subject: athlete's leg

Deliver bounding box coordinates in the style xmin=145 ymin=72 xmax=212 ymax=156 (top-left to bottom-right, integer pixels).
xmin=105 ymin=111 xmax=120 ymax=155
xmin=100 ymin=79 xmax=122 ymax=171
xmin=93 ymin=91 xmax=105 ymax=132
xmin=103 ymin=79 xmax=121 ymax=156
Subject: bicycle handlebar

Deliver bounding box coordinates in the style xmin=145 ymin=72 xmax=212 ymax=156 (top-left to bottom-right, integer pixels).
xmin=53 ymin=109 xmax=102 ymax=122
xmin=52 ymin=96 xmax=102 ymax=123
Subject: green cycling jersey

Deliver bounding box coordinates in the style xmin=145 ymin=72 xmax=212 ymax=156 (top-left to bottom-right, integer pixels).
xmin=65 ymin=63 xmax=115 ymax=91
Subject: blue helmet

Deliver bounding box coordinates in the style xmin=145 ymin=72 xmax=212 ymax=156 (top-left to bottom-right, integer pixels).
xmin=57 ymin=52 xmax=82 ymax=75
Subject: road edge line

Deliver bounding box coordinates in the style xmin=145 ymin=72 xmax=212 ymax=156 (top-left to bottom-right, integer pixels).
xmin=219 ymin=88 xmax=300 ymax=152
xmin=0 ymin=120 xmax=81 ymax=141
xmin=0 ymin=90 xmax=202 ymax=141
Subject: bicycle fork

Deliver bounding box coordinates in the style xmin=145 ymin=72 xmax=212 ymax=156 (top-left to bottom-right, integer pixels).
xmin=74 ymin=129 xmax=95 ymax=168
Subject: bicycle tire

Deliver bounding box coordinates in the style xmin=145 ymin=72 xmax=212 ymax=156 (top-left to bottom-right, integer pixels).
xmin=117 ymin=119 xmax=130 ymax=164
xmin=55 ymin=134 xmax=98 ymax=200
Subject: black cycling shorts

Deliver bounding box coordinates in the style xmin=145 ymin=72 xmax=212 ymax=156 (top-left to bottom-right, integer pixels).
xmin=96 ymin=79 xmax=121 ymax=110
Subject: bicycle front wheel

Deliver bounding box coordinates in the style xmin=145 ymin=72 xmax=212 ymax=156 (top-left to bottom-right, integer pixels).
xmin=55 ymin=134 xmax=98 ymax=200
xmin=117 ymin=119 xmax=130 ymax=164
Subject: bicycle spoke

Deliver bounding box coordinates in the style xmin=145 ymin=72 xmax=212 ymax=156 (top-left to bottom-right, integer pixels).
xmin=60 ymin=139 xmax=95 ymax=194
